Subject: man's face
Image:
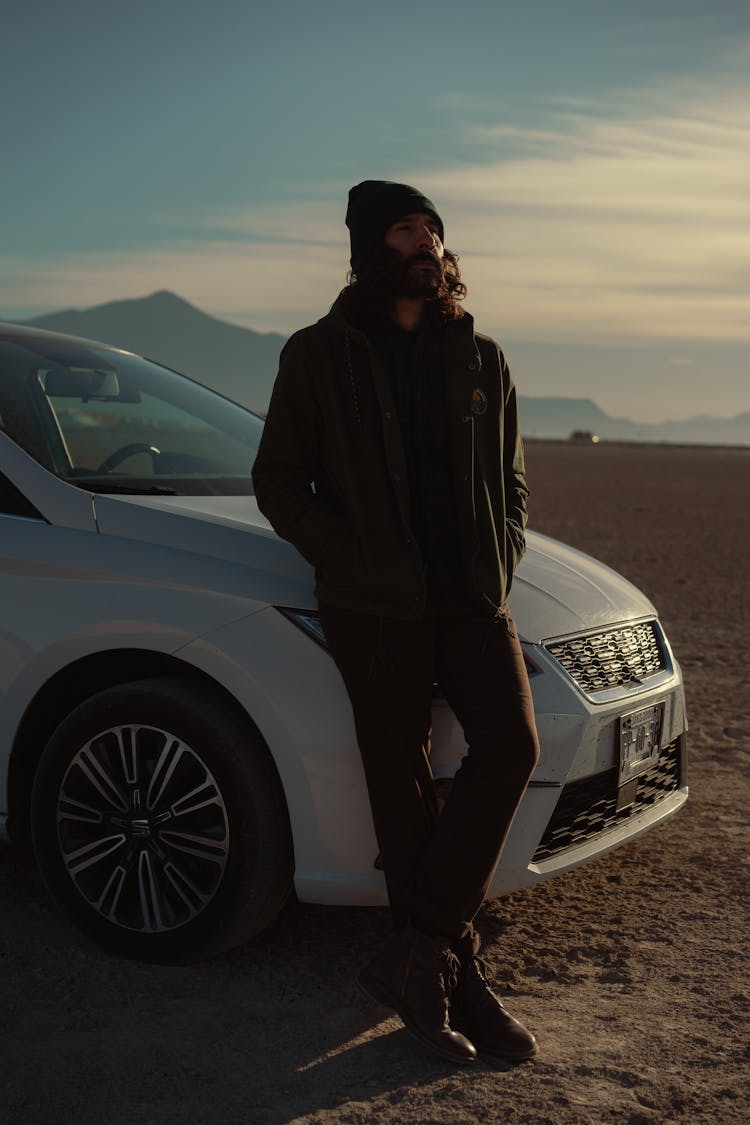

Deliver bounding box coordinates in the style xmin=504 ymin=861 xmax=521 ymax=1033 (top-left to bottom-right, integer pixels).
xmin=380 ymin=211 xmax=445 ymax=298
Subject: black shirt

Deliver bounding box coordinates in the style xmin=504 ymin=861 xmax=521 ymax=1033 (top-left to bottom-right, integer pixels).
xmin=369 ymin=320 xmax=464 ymax=593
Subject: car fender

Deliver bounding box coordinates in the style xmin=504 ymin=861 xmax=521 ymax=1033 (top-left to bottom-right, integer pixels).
xmin=0 ymin=523 xmax=276 ymax=808
xmin=174 ymin=606 xmax=385 ymax=903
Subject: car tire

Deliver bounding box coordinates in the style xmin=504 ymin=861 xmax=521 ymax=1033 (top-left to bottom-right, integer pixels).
xmin=30 ymin=677 xmax=294 ymax=962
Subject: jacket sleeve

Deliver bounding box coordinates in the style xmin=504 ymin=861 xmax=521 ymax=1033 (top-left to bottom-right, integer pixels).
xmin=251 ymin=332 xmax=351 ymax=568
xmin=501 ymin=354 xmax=529 ymax=572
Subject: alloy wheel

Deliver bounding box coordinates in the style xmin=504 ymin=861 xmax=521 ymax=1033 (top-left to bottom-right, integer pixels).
xmin=56 ymin=724 xmax=230 ymax=933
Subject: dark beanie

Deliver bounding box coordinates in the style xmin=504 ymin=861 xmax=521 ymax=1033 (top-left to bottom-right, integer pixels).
xmin=346 ymin=180 xmax=444 ymax=267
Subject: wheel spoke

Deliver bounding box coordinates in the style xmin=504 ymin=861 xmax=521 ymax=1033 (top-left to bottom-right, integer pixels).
xmin=94 ymin=864 xmax=128 ymax=919
xmin=77 ymin=745 xmax=129 ymax=812
xmin=137 ymin=849 xmax=166 ymax=932
xmin=170 ymin=779 xmax=222 ymax=820
xmin=116 ymin=726 xmax=139 ymax=786
xmin=146 ymin=738 xmax=184 ymax=811
xmin=163 ymin=861 xmax=212 ymax=912
xmin=58 ymin=794 xmax=105 ymax=825
xmin=160 ymin=829 xmax=228 ymax=863
xmin=64 ymin=832 xmax=127 ymax=876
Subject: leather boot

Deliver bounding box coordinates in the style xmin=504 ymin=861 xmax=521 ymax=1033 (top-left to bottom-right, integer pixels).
xmin=451 ymin=931 xmax=538 ymax=1061
xmin=358 ymin=923 xmax=477 ymax=1065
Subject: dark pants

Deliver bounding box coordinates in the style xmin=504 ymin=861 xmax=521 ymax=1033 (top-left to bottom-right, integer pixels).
xmin=319 ymin=596 xmax=540 ymax=940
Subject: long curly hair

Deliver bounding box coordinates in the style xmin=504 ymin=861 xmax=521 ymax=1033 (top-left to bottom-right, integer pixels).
xmin=340 ymin=244 xmax=467 ymax=329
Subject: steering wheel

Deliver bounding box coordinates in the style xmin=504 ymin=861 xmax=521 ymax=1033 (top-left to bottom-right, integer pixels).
xmin=95 ymin=443 xmax=161 ymax=474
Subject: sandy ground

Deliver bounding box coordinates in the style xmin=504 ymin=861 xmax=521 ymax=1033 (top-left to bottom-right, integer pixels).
xmin=2 ymin=442 xmax=749 ymax=1125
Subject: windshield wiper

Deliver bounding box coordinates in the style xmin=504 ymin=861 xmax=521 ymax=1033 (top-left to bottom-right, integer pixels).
xmin=70 ymin=480 xmax=180 ymax=496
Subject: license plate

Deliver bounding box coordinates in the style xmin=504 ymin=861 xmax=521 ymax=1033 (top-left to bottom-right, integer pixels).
xmin=618 ymin=703 xmax=663 ymax=784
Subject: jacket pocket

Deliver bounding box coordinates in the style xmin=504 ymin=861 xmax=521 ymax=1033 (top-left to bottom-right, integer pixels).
xmin=317 ymin=523 xmax=364 ymax=590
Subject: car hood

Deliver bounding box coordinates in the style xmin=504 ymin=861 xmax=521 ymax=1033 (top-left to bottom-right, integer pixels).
xmin=510 ymin=531 xmax=656 ymax=641
xmin=92 ymin=493 xmax=656 ymax=642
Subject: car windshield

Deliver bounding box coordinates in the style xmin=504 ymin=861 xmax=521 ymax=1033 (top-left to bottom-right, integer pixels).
xmin=0 ymin=335 xmax=264 ymax=495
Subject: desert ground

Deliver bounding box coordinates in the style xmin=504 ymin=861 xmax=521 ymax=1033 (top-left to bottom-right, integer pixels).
xmin=2 ymin=441 xmax=749 ymax=1124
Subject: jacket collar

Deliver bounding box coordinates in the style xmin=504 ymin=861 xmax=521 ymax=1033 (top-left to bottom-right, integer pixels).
xmin=324 ymin=289 xmax=479 ymax=362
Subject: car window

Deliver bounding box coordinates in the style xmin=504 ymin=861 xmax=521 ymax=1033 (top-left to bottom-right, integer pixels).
xmin=0 ymin=337 xmax=265 ymax=496
xmin=0 ymin=470 xmax=45 ymax=519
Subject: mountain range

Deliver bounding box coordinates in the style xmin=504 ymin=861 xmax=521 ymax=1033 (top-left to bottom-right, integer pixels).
xmin=10 ymin=291 xmax=749 ymax=445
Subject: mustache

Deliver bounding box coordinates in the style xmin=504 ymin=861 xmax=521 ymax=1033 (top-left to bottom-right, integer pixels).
xmin=406 ymin=250 xmax=442 ymax=267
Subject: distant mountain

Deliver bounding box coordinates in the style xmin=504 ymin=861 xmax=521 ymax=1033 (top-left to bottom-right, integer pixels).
xmin=520 ymin=396 xmax=750 ymax=445
xmin=10 ymin=291 xmax=748 ymax=445
xmin=18 ymin=290 xmax=285 ymax=415
xmin=520 ymin=396 xmax=621 ymax=437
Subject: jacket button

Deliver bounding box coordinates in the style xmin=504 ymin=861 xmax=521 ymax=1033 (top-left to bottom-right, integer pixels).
xmin=468 ymin=361 xmax=477 ymax=371
xmin=463 ymin=474 xmax=469 ymax=482
xmin=461 ymin=415 xmax=470 ymax=424
xmin=385 ymin=411 xmax=392 ymax=420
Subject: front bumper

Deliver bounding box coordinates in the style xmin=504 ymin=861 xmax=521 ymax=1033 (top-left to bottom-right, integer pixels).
xmin=486 ymin=733 xmax=688 ymax=897
xmin=480 ymin=618 xmax=689 ymax=898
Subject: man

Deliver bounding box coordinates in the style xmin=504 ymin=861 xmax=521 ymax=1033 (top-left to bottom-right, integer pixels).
xmin=252 ymin=180 xmax=540 ymax=1066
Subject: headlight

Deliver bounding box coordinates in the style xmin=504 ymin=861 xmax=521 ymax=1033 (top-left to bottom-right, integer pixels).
xmin=278 ymin=607 xmax=541 ymax=678
xmin=277 ymin=608 xmax=329 ymax=649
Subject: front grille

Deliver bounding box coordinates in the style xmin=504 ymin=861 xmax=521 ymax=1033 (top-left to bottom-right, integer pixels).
xmin=545 ymin=620 xmax=666 ymax=694
xmin=533 ymin=739 xmax=681 ymax=862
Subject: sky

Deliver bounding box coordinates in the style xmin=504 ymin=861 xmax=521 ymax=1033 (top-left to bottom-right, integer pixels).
xmin=1 ymin=0 xmax=748 ymax=422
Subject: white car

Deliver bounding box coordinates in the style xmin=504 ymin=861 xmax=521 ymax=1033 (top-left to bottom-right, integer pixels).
xmin=0 ymin=323 xmax=688 ymax=961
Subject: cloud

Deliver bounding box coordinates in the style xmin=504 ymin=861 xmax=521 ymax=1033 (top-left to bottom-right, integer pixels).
xmin=2 ymin=70 xmax=748 ymax=347
xmin=420 ymin=89 xmax=750 ymax=344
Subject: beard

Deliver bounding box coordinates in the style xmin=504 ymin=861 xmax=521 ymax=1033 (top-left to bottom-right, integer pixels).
xmin=343 ymin=245 xmax=466 ymax=329
xmin=367 ymin=243 xmax=445 ymax=299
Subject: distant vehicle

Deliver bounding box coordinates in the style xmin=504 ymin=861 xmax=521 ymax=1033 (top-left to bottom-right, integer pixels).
xmin=0 ymin=324 xmax=687 ymax=961
xmin=569 ymin=430 xmax=600 ymax=444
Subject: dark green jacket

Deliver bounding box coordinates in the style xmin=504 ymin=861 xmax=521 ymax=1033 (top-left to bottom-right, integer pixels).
xmin=252 ymin=296 xmax=528 ymax=618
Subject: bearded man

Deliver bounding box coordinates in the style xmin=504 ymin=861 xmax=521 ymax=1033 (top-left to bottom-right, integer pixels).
xmin=252 ymin=180 xmax=540 ymax=1066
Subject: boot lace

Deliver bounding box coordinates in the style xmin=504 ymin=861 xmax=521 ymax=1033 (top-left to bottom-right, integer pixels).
xmin=471 ymin=953 xmax=492 ymax=984
xmin=457 ymin=949 xmax=496 ymax=1003
xmin=441 ymin=949 xmax=462 ymax=995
